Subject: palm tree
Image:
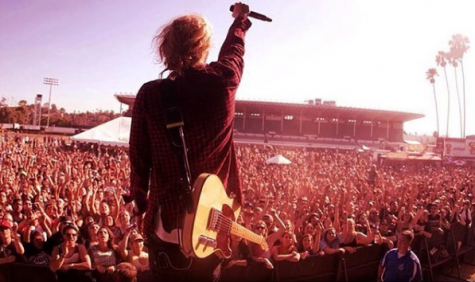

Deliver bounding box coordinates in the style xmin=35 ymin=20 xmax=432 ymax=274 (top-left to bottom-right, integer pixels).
xmin=436 ymin=51 xmax=451 ymax=137
xmin=426 ymin=68 xmax=440 ymax=135
xmin=449 ymin=34 xmax=470 ymax=138
xmin=447 ymin=53 xmax=463 ymax=137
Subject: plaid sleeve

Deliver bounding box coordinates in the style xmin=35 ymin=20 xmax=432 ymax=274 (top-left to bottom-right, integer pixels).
xmin=213 ymin=16 xmax=252 ymax=89
xmin=129 ymin=83 xmax=152 ymax=214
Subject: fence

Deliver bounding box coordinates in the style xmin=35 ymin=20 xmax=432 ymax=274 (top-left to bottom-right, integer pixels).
xmin=1 ymin=239 xmax=473 ymax=282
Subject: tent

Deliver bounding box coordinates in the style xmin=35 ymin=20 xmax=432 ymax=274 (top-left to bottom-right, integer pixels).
xmin=382 ymin=151 xmax=442 ymax=162
xmin=362 ymin=145 xmax=371 ymax=151
xmin=71 ymin=117 xmax=131 ymax=147
xmin=265 ymin=155 xmax=292 ymax=165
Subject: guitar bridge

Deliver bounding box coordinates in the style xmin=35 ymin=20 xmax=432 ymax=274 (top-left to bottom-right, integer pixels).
xmin=208 ymin=208 xmax=220 ymax=232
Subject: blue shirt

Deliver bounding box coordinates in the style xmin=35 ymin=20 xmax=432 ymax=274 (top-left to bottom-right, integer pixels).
xmin=381 ymin=248 xmax=422 ymax=282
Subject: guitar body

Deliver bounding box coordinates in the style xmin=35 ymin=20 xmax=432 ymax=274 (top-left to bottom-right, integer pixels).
xmin=182 ymin=173 xmax=241 ymax=259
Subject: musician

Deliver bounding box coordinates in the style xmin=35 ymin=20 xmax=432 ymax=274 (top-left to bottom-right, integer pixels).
xmin=128 ymin=2 xmax=252 ymax=281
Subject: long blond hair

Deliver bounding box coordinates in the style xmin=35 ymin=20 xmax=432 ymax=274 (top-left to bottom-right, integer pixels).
xmin=153 ymin=14 xmax=212 ymax=78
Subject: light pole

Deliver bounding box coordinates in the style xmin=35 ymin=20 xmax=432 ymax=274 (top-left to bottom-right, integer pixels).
xmin=43 ymin=77 xmax=59 ymax=127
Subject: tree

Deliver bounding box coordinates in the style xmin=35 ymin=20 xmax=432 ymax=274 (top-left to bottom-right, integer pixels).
xmin=447 ymin=53 xmax=463 ymax=137
xmin=1 ymin=97 xmax=7 ymax=107
xmin=0 ymin=106 xmax=12 ymax=123
xmin=435 ymin=51 xmax=451 ymax=137
xmin=18 ymin=100 xmax=28 ymax=107
xmin=449 ymin=34 xmax=470 ymax=138
xmin=426 ymin=68 xmax=440 ymax=135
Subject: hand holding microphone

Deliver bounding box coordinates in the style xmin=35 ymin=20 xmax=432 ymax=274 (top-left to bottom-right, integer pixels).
xmin=231 ymin=2 xmax=250 ymax=19
xmin=230 ymin=3 xmax=272 ymax=22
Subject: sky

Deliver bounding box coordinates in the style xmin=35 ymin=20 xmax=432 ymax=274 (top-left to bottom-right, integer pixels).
xmin=0 ymin=0 xmax=474 ymax=137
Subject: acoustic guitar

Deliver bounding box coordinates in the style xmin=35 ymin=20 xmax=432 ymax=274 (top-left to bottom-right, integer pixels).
xmin=182 ymin=173 xmax=268 ymax=258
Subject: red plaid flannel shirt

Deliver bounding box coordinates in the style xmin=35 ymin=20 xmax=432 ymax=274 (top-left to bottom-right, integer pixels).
xmin=129 ymin=16 xmax=251 ymax=235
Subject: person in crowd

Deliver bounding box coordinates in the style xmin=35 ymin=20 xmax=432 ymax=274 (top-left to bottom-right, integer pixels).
xmin=20 ymin=209 xmax=49 ymax=242
xmin=262 ymin=214 xmax=278 ymax=235
xmin=49 ymin=224 xmax=91 ymax=282
xmin=339 ymin=218 xmax=374 ymax=251
xmin=297 ymin=232 xmax=323 ymax=259
xmin=368 ymin=164 xmax=379 ymax=187
xmin=56 ymin=198 xmax=67 ymax=220
xmin=460 ymin=200 xmax=472 ymax=229
xmin=127 ymin=3 xmax=252 ymax=281
xmin=118 ymin=229 xmax=150 ymax=272
xmin=307 ymin=212 xmax=322 ymax=229
xmin=249 ymin=220 xmax=274 ymax=269
xmin=0 ymin=219 xmax=25 ymax=264
xmin=116 ymin=210 xmax=133 ymax=239
xmin=44 ymin=215 xmax=78 ymax=255
xmin=426 ymin=202 xmax=444 ymax=235
xmin=380 ymin=200 xmax=399 ymax=224
xmin=80 ymin=215 xmax=96 ymax=241
xmin=355 ymin=212 xmax=371 ymax=234
xmin=24 ymin=230 xmax=50 ymax=265
xmin=1 ymin=212 xmax=13 ymax=228
xmin=67 ymin=199 xmax=84 ymax=228
xmin=396 ymin=209 xmax=417 ymax=236
xmin=320 ymin=227 xmax=346 ymax=255
xmin=45 ymin=202 xmax=59 ymax=223
xmin=84 ymin=222 xmax=100 ymax=249
xmin=104 ymin=214 xmax=121 ymax=243
xmin=300 ymin=222 xmax=317 ymax=238
xmin=0 ymin=191 xmax=8 ymax=207
xmin=272 ymin=231 xmax=300 ymax=262
xmin=113 ymin=262 xmax=138 ymax=282
xmin=220 ymin=233 xmax=251 ymax=282
xmin=378 ymin=230 xmax=422 ymax=282
xmin=11 ymin=198 xmax=25 ymax=224
xmin=368 ymin=209 xmax=380 ymax=231
xmin=89 ymin=226 xmax=121 ymax=282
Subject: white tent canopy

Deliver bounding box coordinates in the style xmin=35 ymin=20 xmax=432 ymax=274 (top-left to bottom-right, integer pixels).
xmin=265 ymin=154 xmax=292 ymax=165
xmin=71 ymin=117 xmax=131 ymax=147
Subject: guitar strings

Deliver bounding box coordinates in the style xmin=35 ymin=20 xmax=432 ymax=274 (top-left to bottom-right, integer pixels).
xmin=214 ymin=212 xmax=259 ymax=240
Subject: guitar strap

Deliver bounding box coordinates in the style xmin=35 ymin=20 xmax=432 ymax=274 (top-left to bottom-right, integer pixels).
xmin=159 ymin=79 xmax=196 ymax=261
xmin=160 ymin=79 xmax=194 ymax=215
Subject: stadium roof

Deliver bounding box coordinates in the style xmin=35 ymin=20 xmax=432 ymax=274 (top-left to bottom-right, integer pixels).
xmin=235 ymin=100 xmax=424 ymax=122
xmin=115 ymin=94 xmax=423 ymax=122
xmin=115 ymin=94 xmax=136 ymax=106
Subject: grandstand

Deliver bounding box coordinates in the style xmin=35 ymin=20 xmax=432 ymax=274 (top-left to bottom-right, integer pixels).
xmin=116 ymin=95 xmax=424 ymax=143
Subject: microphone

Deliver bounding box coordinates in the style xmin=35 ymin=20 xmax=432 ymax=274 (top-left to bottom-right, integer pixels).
xmin=230 ymin=5 xmax=272 ymax=22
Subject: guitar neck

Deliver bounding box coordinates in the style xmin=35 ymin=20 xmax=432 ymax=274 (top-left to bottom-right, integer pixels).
xmin=230 ymin=222 xmax=264 ymax=245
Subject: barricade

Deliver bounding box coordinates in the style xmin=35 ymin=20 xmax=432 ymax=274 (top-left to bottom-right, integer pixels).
xmin=448 ymin=222 xmax=475 ymax=266
xmin=416 ymin=231 xmax=460 ymax=281
xmin=274 ymin=253 xmax=340 ymax=282
xmin=0 ymin=263 xmax=57 ymax=282
xmin=339 ymin=244 xmax=385 ymax=282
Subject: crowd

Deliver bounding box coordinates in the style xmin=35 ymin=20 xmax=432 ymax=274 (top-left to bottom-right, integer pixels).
xmin=0 ymin=133 xmax=474 ymax=281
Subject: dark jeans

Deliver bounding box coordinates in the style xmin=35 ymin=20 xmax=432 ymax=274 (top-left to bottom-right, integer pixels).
xmin=147 ymin=231 xmax=222 ymax=282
